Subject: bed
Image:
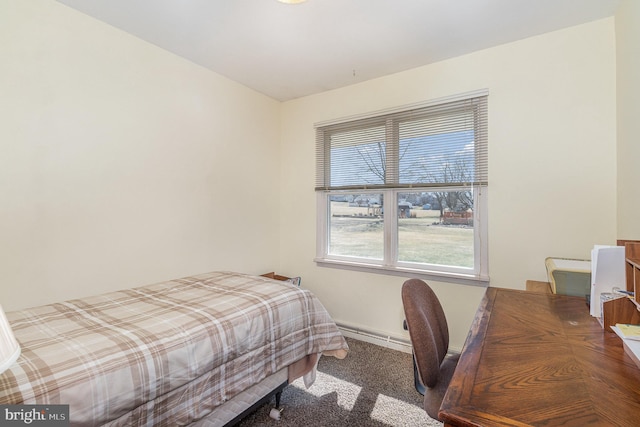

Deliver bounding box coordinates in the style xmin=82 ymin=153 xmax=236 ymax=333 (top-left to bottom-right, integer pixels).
xmin=0 ymin=271 xmax=349 ymax=426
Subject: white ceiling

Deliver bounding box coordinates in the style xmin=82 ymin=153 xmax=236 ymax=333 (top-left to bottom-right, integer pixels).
xmin=56 ymin=0 xmax=620 ymax=101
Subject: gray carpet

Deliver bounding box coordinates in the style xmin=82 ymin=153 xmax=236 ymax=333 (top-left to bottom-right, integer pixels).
xmin=239 ymin=338 xmax=443 ymax=427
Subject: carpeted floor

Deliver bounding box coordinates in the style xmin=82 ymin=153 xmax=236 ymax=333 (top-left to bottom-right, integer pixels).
xmin=239 ymin=337 xmax=443 ymax=427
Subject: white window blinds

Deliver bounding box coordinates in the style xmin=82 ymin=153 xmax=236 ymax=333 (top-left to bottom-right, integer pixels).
xmin=315 ymin=94 xmax=488 ymax=191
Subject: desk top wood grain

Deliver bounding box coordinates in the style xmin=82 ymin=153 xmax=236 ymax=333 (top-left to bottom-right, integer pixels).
xmin=439 ymin=287 xmax=640 ymax=427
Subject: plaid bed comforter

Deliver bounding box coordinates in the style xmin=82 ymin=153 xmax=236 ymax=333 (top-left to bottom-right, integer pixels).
xmin=0 ymin=271 xmax=348 ymax=426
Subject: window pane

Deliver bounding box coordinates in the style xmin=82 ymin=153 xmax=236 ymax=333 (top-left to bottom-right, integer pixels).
xmin=329 ymin=193 xmax=384 ymax=259
xmin=397 ymin=191 xmax=473 ymax=268
xmin=399 ymin=114 xmax=476 ymax=185
xmin=329 ymin=126 xmax=386 ymax=187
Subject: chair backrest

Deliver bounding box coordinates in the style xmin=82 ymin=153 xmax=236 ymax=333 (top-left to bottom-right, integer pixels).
xmin=401 ymin=278 xmax=449 ymax=388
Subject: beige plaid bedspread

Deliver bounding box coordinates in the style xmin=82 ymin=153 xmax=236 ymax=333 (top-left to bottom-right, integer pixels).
xmin=0 ymin=271 xmax=348 ymax=426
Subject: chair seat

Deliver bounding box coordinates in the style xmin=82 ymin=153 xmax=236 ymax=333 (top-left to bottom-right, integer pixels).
xmin=423 ymin=352 xmax=460 ymax=420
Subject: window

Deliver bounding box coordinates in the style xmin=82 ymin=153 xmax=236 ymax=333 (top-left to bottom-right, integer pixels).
xmin=315 ymin=91 xmax=488 ymax=284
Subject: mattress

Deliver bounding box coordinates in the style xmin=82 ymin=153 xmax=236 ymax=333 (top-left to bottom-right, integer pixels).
xmin=0 ymin=271 xmax=348 ymax=426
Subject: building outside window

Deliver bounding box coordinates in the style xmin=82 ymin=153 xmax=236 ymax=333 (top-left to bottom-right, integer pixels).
xmin=315 ymin=91 xmax=488 ymax=284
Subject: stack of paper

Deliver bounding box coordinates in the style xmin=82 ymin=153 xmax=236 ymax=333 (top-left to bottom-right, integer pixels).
xmin=611 ymin=324 xmax=640 ymax=368
xmin=590 ymin=245 xmax=626 ymax=318
xmin=614 ymin=324 xmax=640 ymax=340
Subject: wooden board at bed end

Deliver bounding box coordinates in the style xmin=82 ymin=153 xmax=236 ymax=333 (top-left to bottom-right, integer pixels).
xmin=261 ymin=272 xmax=301 ymax=287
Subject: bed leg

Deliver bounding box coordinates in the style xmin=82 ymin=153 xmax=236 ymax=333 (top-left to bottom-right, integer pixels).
xmin=269 ymin=380 xmax=287 ymax=420
xmin=275 ymin=389 xmax=283 ymax=408
xmin=270 ymin=392 xmax=284 ymax=422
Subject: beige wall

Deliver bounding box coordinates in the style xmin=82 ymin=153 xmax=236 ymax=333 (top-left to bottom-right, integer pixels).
xmin=280 ymin=19 xmax=617 ymax=350
xmin=616 ymin=0 xmax=640 ymax=240
xmin=0 ymin=1 xmax=626 ymax=352
xmin=0 ymin=1 xmax=282 ymax=310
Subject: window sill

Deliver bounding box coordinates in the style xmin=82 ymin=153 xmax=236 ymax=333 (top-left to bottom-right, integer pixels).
xmin=314 ymin=258 xmax=489 ymax=287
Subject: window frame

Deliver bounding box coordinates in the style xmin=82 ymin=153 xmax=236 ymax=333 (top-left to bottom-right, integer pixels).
xmin=314 ymin=91 xmax=489 ymax=286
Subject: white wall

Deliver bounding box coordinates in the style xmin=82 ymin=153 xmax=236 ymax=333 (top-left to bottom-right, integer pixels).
xmin=279 ymin=19 xmax=617 ymax=350
xmin=616 ymin=0 xmax=640 ymax=240
xmin=0 ymin=0 xmax=282 ymax=310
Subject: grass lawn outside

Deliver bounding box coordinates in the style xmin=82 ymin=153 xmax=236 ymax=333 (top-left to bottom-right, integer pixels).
xmin=329 ymin=202 xmax=473 ymax=268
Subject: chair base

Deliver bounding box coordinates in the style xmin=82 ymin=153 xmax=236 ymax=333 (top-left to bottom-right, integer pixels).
xmin=413 ymin=353 xmax=426 ymax=395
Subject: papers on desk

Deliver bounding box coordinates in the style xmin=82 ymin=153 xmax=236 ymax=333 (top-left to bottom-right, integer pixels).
xmin=590 ymin=245 xmax=626 ymax=318
xmin=614 ymin=324 xmax=640 ymax=341
xmin=611 ymin=324 xmax=640 ymax=369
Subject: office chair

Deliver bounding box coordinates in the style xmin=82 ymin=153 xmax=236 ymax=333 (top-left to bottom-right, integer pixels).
xmin=401 ymin=278 xmax=459 ymax=421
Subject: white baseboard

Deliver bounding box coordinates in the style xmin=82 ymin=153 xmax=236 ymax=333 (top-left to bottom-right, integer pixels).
xmin=337 ymin=322 xmax=413 ymax=354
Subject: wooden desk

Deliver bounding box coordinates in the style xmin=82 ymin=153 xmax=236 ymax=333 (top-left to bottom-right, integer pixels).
xmin=439 ymin=288 xmax=640 ymax=426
